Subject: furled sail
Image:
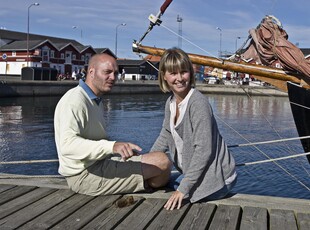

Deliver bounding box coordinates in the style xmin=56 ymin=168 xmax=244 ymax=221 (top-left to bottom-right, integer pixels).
xmin=241 ymin=15 xmax=310 ymax=86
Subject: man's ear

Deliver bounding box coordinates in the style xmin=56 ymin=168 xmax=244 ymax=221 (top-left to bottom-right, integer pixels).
xmin=89 ymin=67 xmax=94 ymax=78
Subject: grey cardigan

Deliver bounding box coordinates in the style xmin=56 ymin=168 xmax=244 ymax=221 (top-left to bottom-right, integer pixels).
xmin=151 ymin=89 xmax=236 ymax=203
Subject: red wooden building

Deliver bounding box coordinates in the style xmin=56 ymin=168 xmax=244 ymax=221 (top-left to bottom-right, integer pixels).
xmin=0 ymin=29 xmax=115 ymax=77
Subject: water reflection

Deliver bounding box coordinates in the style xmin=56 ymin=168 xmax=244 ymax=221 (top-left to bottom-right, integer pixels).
xmin=0 ymin=94 xmax=309 ymax=199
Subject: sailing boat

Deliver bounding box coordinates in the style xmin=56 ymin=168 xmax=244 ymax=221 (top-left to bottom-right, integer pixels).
xmin=132 ymin=1 xmax=310 ymax=163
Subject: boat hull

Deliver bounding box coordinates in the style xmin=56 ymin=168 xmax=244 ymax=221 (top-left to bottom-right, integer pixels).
xmin=287 ymin=82 xmax=310 ymax=163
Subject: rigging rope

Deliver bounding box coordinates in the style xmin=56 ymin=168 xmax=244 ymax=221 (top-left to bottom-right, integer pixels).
xmin=160 ymin=24 xmax=218 ymax=58
xmin=2 ymin=136 xmax=309 ymax=165
xmin=146 ymin=60 xmax=159 ymax=71
xmin=214 ymin=91 xmax=310 ymax=191
xmin=290 ymin=101 xmax=310 ymax=110
xmin=236 ymin=152 xmax=310 ymax=166
xmin=228 ymin=135 xmax=310 ymax=148
xmin=247 ymin=88 xmax=309 ymax=179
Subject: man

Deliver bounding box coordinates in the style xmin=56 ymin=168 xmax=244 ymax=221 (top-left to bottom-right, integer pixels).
xmin=54 ymin=53 xmax=171 ymax=196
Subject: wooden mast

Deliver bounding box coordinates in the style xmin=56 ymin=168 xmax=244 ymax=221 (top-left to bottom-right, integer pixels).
xmin=133 ymin=43 xmax=309 ymax=92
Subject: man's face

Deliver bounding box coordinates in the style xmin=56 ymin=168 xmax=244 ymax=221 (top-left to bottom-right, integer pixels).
xmin=88 ymin=56 xmax=118 ymax=96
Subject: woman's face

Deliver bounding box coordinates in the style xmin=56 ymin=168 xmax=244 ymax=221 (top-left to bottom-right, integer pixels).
xmin=164 ymin=70 xmax=191 ymax=97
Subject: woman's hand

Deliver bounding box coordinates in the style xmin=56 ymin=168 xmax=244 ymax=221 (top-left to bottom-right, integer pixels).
xmin=164 ymin=190 xmax=185 ymax=210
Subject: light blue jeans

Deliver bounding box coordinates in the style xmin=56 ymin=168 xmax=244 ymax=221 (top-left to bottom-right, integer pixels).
xmin=168 ymin=171 xmax=237 ymax=201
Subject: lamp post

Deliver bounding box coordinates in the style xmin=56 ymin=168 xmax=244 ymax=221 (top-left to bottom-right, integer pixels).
xmin=216 ymin=27 xmax=222 ymax=58
xmin=177 ymin=15 xmax=183 ymax=48
xmin=72 ymin=26 xmax=83 ymax=41
xmin=235 ymin=36 xmax=241 ymax=52
xmin=115 ymin=23 xmax=126 ymax=57
xmin=27 ymin=2 xmax=39 ymax=67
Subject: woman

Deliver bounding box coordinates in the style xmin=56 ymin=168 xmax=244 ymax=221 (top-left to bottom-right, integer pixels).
xmin=151 ymin=48 xmax=237 ymax=210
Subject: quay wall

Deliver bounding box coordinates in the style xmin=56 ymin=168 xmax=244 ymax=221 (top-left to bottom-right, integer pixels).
xmin=0 ymin=80 xmax=162 ymax=97
xmin=0 ymin=80 xmax=288 ymax=97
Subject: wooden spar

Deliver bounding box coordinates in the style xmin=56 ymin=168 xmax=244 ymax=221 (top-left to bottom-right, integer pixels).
xmin=132 ymin=43 xmax=306 ymax=92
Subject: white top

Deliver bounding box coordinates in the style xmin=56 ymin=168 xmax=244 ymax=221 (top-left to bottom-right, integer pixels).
xmin=170 ymin=88 xmax=194 ymax=169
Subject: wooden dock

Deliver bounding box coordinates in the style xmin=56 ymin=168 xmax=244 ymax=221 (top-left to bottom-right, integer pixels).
xmin=0 ymin=178 xmax=309 ymax=229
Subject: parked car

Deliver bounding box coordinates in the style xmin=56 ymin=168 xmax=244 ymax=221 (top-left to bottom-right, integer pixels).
xmin=203 ymin=76 xmax=220 ymax=84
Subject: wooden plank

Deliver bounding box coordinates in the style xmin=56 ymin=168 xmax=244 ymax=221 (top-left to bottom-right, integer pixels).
xmin=146 ymin=202 xmax=191 ymax=229
xmin=0 ymin=176 xmax=68 ymax=190
xmin=52 ymin=195 xmax=122 ymax=229
xmin=178 ymin=203 xmax=217 ymax=230
xmin=0 ymin=185 xmax=37 ymax=205
xmin=113 ymin=197 xmax=167 ymax=229
xmin=240 ymin=206 xmax=268 ymax=230
xmin=270 ymin=209 xmax=297 ymax=230
xmin=19 ymin=193 xmax=95 ymax=229
xmin=0 ymin=184 xmax=16 ymax=193
xmin=82 ymin=196 xmax=145 ymax=229
xmin=208 ymin=204 xmax=241 ymax=230
xmin=208 ymin=193 xmax=310 ymax=214
xmin=0 ymin=187 xmax=56 ymax=219
xmin=0 ymin=189 xmax=75 ymax=229
xmin=296 ymin=213 xmax=310 ymax=230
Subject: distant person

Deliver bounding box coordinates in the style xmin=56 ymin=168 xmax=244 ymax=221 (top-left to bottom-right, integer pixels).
xmin=80 ymin=68 xmax=86 ymax=80
xmin=121 ymin=68 xmax=125 ymax=82
xmin=151 ymin=48 xmax=237 ymax=210
xmin=76 ymin=68 xmax=86 ymax=80
xmin=71 ymin=70 xmax=77 ymax=80
xmin=57 ymin=73 xmax=61 ymax=81
xmin=54 ymin=53 xmax=171 ymax=196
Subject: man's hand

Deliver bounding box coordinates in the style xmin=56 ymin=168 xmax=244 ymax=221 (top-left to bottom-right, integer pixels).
xmin=164 ymin=190 xmax=185 ymax=210
xmin=113 ymin=142 xmax=142 ymax=161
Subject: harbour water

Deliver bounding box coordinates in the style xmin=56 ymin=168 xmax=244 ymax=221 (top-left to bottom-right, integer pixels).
xmin=0 ymin=93 xmax=309 ymax=199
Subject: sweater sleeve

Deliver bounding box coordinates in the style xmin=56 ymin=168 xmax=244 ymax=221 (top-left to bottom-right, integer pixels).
xmin=150 ymin=124 xmax=170 ymax=153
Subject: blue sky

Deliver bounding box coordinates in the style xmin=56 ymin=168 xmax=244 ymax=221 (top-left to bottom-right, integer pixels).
xmin=0 ymin=0 xmax=309 ymax=59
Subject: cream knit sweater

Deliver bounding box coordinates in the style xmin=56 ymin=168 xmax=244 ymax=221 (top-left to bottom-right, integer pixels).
xmin=54 ymin=85 xmax=115 ymax=176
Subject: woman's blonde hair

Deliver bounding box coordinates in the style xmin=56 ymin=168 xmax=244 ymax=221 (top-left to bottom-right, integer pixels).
xmin=158 ymin=47 xmax=196 ymax=93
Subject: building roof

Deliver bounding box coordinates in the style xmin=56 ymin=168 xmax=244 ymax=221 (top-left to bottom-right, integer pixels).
xmin=94 ymin=48 xmax=110 ymax=53
xmin=94 ymin=48 xmax=116 ymax=58
xmin=0 ymin=29 xmax=82 ymax=47
xmin=117 ymin=59 xmax=148 ymax=66
xmin=1 ymin=40 xmax=40 ymax=50
xmin=0 ymin=29 xmax=113 ymax=56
